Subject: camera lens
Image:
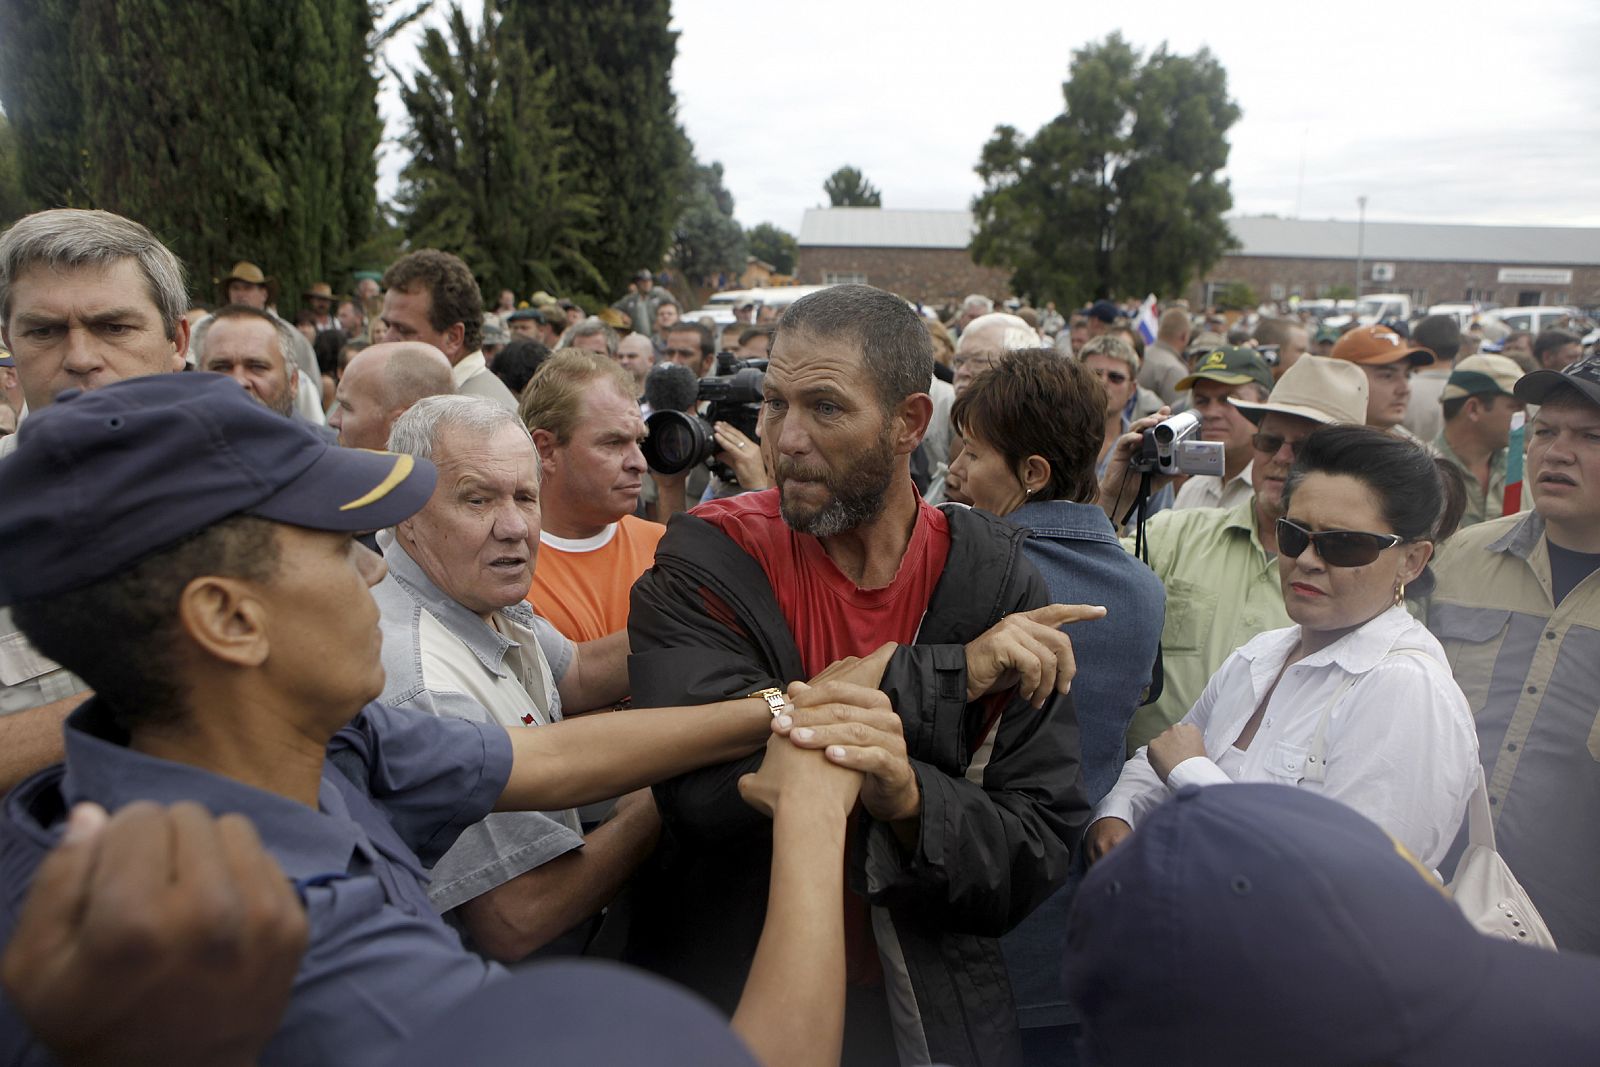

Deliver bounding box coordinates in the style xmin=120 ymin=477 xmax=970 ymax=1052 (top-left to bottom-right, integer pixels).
xmin=642 ymin=410 xmax=714 ymax=475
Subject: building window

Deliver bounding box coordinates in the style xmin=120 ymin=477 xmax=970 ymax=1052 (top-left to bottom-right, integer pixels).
xmin=823 ymin=271 xmax=867 ymax=285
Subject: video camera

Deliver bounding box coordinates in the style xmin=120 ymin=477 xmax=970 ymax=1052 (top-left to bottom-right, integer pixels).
xmin=641 ymin=354 xmax=767 ymax=486
xmin=1129 ymin=411 xmax=1225 ymax=478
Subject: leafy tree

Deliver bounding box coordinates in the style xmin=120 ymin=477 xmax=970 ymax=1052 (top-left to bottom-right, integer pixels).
xmin=972 ymin=33 xmax=1239 ymax=306
xmin=394 ymin=2 xmax=601 ymax=302
xmin=501 ymin=0 xmax=686 ymax=297
xmin=0 ymin=114 xmax=32 ymax=227
xmin=1323 ymin=284 xmax=1356 ymax=300
xmin=0 ymin=0 xmax=382 ymax=311
xmin=672 ymin=160 xmax=745 ymax=292
xmin=1214 ymin=281 xmax=1257 ymax=310
xmin=0 ymin=0 xmax=86 ymax=209
xmin=746 ymin=222 xmax=797 ymax=275
xmin=823 ymin=165 xmax=882 ymax=207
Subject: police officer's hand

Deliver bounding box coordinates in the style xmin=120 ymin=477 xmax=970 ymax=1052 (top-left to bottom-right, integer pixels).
xmin=2 ymin=801 xmax=308 ymax=1067
xmin=1148 ymin=723 xmax=1207 ymax=783
xmin=963 ymin=604 xmax=1106 ymax=707
xmin=1095 ymin=408 xmax=1176 ymax=521
xmin=738 ymin=730 xmax=862 ymax=822
xmin=1084 ymin=817 xmax=1133 ymax=865
xmin=775 ymin=681 xmax=920 ymax=825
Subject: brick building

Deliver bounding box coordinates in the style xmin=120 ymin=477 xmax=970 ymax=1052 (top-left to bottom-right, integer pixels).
xmin=1195 ymin=216 xmax=1600 ymax=310
xmin=795 ymin=208 xmax=1011 ymax=306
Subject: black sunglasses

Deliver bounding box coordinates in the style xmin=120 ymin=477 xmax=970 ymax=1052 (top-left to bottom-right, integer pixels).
xmin=1252 ymin=431 xmax=1306 ymax=457
xmin=1277 ymin=518 xmax=1405 ymax=568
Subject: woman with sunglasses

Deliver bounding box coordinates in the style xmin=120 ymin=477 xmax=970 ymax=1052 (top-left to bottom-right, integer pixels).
xmin=1086 ymin=425 xmax=1479 ymax=872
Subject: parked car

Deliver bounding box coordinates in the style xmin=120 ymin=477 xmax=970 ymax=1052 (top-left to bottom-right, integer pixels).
xmin=1481 ymin=305 xmax=1583 ymax=336
xmin=1325 ymin=293 xmax=1412 ymax=329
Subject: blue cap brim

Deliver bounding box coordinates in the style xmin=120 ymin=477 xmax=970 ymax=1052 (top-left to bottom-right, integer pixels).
xmin=247 ymin=447 xmax=435 ymax=531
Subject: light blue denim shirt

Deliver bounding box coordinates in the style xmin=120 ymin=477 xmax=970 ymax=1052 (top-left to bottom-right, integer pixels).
xmin=997 ymin=497 xmax=1166 ymax=1032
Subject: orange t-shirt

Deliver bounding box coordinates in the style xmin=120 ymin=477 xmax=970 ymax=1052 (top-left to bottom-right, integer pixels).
xmin=528 ymin=514 xmax=666 ymax=642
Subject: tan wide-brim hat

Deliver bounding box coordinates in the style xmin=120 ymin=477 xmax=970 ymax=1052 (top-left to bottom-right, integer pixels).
xmin=221 ymin=260 xmax=270 ymax=287
xmin=1230 ymin=355 xmax=1369 ymax=426
xmin=302 ymin=281 xmax=335 ymax=301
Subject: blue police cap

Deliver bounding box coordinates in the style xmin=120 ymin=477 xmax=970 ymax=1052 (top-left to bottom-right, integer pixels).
xmin=1066 ymin=783 xmax=1600 ymax=1066
xmin=0 ymin=373 xmax=436 ymax=603
xmin=396 ymin=960 xmax=758 ymax=1067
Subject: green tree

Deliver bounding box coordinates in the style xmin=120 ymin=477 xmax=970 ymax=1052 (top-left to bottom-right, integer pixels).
xmin=501 ymin=0 xmax=686 ymax=298
xmin=972 ymin=33 xmax=1239 ymax=306
xmin=0 ymin=0 xmax=384 ymax=310
xmin=672 ymin=160 xmax=745 ymax=292
xmin=395 ymin=2 xmax=601 ymax=302
xmin=0 ymin=114 xmax=32 ymax=227
xmin=1214 ymin=281 xmax=1257 ymax=310
xmin=0 ymin=0 xmax=86 ymax=209
xmin=746 ymin=221 xmax=797 ymax=275
xmin=823 ymin=165 xmax=882 ymax=207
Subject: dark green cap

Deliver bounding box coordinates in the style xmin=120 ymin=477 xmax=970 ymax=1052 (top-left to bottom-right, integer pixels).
xmin=1176 ymin=345 xmax=1274 ymax=395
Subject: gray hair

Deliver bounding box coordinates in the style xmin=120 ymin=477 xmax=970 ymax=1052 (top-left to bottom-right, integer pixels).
xmin=564 ymin=316 xmax=619 ymax=357
xmin=0 ymin=209 xmax=187 ymax=339
xmin=191 ymin=306 xmax=300 ymax=373
xmin=388 ymin=394 xmax=531 ymax=461
xmin=1078 ymin=333 xmax=1141 ymax=374
xmin=962 ymin=294 xmax=995 ymax=316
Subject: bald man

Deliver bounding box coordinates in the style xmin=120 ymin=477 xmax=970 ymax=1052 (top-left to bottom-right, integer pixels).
xmin=328 ymin=342 xmax=455 ymax=450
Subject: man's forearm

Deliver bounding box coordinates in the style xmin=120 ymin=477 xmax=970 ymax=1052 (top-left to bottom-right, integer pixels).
xmin=497 ymin=698 xmax=771 ymax=812
xmin=455 ymin=795 xmax=661 ymax=962
xmin=731 ymin=802 xmax=850 ymax=1067
xmin=0 ymin=697 xmax=82 ymax=793
xmin=560 ymin=630 xmax=631 ymax=714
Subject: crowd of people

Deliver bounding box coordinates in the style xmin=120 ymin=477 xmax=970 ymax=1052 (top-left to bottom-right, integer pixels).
xmin=0 ymin=206 xmax=1597 ymax=1067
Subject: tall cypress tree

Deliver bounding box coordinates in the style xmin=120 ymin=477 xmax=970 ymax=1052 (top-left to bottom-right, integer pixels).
xmin=501 ymin=0 xmax=687 ymax=297
xmin=0 ymin=0 xmax=381 ymax=312
xmin=0 ymin=0 xmax=87 ymax=209
xmin=395 ymin=3 xmax=602 ymax=302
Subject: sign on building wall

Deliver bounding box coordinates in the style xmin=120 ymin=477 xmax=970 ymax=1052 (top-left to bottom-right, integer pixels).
xmin=1497 ymin=267 xmax=1573 ymax=285
xmin=1371 ymin=263 xmax=1395 ymax=282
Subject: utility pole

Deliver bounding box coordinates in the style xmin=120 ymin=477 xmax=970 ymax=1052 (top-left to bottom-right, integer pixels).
xmin=1355 ymin=195 xmax=1368 ymax=301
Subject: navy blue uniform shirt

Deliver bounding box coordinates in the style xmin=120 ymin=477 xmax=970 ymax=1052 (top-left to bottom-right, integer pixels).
xmin=0 ymin=699 xmax=514 ymax=1066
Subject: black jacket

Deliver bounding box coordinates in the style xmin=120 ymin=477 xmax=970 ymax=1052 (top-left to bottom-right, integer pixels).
xmin=624 ymin=501 xmax=1089 ymax=1067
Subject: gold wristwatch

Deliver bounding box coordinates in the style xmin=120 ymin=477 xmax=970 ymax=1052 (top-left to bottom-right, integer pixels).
xmin=748 ymin=687 xmax=793 ymax=718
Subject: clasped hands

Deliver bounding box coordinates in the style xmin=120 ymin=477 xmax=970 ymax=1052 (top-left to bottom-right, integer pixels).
xmin=738 ymin=602 xmax=1105 ymax=827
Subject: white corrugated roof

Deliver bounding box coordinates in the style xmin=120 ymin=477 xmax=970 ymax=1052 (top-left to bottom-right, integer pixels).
xmin=799 ymin=208 xmax=975 ymax=249
xmin=1228 ymin=216 xmax=1600 ymax=266
xmin=797 ymin=209 xmax=1600 ymax=266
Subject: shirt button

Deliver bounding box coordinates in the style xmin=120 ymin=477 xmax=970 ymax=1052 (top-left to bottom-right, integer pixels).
xmin=1507 ymin=743 xmax=1518 ymax=752
xmin=1527 ymin=685 xmax=1538 ymax=695
xmin=1489 ymin=796 xmax=1498 ymax=806
xmin=1546 ymin=630 xmax=1557 ymax=640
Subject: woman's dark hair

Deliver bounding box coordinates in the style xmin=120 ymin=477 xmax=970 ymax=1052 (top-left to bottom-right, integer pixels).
xmin=949 ymin=347 xmax=1106 ymax=505
xmin=492 ymin=339 xmax=551 ymax=398
xmin=1282 ymin=425 xmax=1467 ymax=590
xmin=313 ymin=329 xmax=346 ymax=377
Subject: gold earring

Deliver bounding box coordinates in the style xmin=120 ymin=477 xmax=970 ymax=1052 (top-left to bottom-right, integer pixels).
xmin=1394 ymin=581 xmax=1406 ymax=606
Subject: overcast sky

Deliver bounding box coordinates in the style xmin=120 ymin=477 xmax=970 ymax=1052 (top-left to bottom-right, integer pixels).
xmin=383 ymin=0 xmax=1600 ymax=234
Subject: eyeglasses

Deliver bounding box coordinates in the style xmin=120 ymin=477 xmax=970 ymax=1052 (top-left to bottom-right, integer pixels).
xmin=1252 ymin=431 xmax=1306 ymax=457
xmin=1276 ymin=518 xmax=1405 ymax=567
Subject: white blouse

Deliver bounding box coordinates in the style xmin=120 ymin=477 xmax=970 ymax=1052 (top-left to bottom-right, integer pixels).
xmin=1094 ymin=604 xmax=1480 ymax=870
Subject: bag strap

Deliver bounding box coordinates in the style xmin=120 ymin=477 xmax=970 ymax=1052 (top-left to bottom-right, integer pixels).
xmin=1464 ymin=762 xmax=1497 ymax=852
xmin=1303 ymin=646 xmax=1436 ymax=785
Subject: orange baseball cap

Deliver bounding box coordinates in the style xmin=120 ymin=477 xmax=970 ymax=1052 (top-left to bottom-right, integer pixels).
xmin=1329 ymin=324 xmax=1435 ymax=367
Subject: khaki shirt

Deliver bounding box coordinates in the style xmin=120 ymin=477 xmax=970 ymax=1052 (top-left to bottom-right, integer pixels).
xmin=1426 ymin=511 xmax=1600 ymax=952
xmin=1432 ymin=430 xmax=1508 ymax=529
xmin=1122 ymin=498 xmax=1292 ymax=753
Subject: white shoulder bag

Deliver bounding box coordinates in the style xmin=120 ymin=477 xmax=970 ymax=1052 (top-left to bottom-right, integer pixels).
xmin=1303 ymin=648 xmax=1556 ymax=949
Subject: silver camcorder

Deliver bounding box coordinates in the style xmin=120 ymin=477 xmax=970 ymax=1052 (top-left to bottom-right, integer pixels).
xmin=1129 ymin=411 xmax=1225 ymax=477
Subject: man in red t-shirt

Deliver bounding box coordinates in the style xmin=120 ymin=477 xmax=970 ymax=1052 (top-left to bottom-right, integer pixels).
xmin=627 ymin=284 xmax=1095 ymax=1067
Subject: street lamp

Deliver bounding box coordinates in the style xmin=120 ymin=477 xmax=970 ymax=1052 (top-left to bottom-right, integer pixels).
xmin=1355 ymin=196 xmax=1368 ymax=302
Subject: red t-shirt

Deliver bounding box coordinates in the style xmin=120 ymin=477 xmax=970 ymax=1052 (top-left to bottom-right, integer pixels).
xmin=695 ymin=488 xmax=951 ymax=675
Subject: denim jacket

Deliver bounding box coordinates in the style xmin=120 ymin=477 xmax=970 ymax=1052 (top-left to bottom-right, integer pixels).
xmin=997 ymin=497 xmax=1166 ymax=1031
